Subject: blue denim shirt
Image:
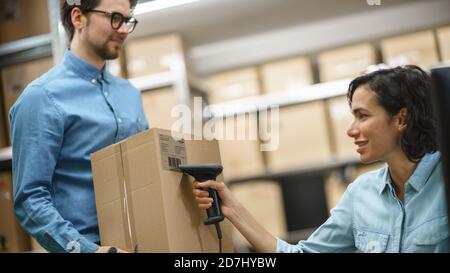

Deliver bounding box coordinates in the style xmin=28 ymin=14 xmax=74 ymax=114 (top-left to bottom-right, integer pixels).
xmin=277 ymin=152 xmax=449 ymax=253
xmin=10 ymin=51 xmax=148 ymax=253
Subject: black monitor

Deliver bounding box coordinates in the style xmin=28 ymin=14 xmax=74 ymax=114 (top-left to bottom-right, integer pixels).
xmin=430 ymin=64 xmax=450 ymax=237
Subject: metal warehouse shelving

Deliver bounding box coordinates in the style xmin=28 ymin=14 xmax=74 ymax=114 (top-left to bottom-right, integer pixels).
xmin=0 ymin=1 xmax=209 ymax=171
xmin=0 ymin=147 xmax=12 ymax=173
xmin=208 ymin=78 xmax=351 ymax=118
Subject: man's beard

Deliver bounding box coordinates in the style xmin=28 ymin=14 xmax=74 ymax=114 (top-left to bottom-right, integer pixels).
xmin=93 ymin=40 xmax=121 ymax=60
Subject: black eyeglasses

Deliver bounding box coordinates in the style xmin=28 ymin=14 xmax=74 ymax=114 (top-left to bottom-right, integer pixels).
xmin=83 ymin=9 xmax=138 ymax=33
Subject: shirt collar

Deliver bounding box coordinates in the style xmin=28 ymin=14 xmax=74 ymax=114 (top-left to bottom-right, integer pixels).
xmin=377 ymin=164 xmax=390 ymax=195
xmin=63 ymin=50 xmax=106 ymax=82
xmin=377 ymin=152 xmax=441 ymax=195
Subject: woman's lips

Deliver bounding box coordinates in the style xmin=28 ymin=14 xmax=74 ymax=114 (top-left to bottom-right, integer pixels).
xmin=355 ymin=140 xmax=369 ymax=153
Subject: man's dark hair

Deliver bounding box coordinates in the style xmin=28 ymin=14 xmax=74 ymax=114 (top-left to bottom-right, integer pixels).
xmin=60 ymin=0 xmax=139 ymax=42
xmin=347 ymin=65 xmax=438 ymax=162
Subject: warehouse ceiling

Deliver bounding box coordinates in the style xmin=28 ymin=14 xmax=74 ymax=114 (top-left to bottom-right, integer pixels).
xmin=132 ymin=0 xmax=428 ymax=47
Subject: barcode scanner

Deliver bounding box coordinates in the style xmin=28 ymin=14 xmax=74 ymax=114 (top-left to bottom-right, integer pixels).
xmin=179 ymin=164 xmax=224 ymax=252
xmin=179 ymin=164 xmax=224 ymax=225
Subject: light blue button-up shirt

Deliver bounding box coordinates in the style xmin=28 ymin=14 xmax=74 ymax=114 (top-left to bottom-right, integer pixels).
xmin=9 ymin=51 xmax=148 ymax=253
xmin=277 ymin=152 xmax=449 ymax=253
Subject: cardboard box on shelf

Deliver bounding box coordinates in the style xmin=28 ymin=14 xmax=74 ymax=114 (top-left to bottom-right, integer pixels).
xmin=0 ymin=172 xmax=31 ymax=253
xmin=141 ymin=87 xmax=180 ymax=131
xmin=91 ymin=128 xmax=234 ymax=253
xmin=215 ymin=113 xmax=265 ymax=181
xmin=437 ymin=26 xmax=450 ymax=62
xmin=1 ymin=57 xmax=53 ymax=113
xmin=260 ymin=56 xmax=313 ymax=93
xmin=318 ymin=43 xmax=377 ymax=82
xmin=324 ymin=162 xmax=385 ymax=211
xmin=327 ymin=95 xmax=356 ymax=160
xmin=229 ymin=180 xmax=287 ymax=248
xmin=206 ymin=67 xmax=261 ymax=104
xmin=265 ymin=101 xmax=333 ymax=173
xmin=380 ymin=30 xmax=439 ymax=68
xmin=125 ymin=34 xmax=186 ymax=78
xmin=107 ymin=52 xmax=127 ymax=78
xmin=1 ymin=57 xmax=53 ymax=140
xmin=0 ymin=0 xmax=50 ymax=44
xmin=324 ymin=171 xmax=348 ymax=213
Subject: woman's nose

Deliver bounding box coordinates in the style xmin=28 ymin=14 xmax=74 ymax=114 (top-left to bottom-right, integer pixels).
xmin=347 ymin=123 xmax=359 ymax=138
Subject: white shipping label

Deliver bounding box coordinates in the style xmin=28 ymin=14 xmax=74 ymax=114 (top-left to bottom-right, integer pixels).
xmin=159 ymin=134 xmax=187 ymax=171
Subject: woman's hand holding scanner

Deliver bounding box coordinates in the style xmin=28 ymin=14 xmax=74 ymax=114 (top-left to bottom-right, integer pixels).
xmin=193 ymin=180 xmax=236 ymax=219
xmin=179 ymin=164 xmax=224 ymax=225
xmin=193 ymin=179 xmax=277 ymax=253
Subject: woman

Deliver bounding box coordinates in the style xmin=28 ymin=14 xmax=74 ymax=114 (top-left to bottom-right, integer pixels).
xmin=192 ymin=65 xmax=449 ymax=253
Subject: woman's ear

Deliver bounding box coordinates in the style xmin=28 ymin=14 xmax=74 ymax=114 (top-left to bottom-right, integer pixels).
xmin=397 ymin=108 xmax=407 ymax=131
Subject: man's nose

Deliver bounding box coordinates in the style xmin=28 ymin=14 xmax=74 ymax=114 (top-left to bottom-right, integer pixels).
xmin=117 ymin=23 xmax=130 ymax=35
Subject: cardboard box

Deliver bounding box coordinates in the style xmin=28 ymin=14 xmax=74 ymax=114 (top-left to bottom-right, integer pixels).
xmin=265 ymin=101 xmax=333 ymax=172
xmin=214 ymin=113 xmax=265 ymax=181
xmin=141 ymin=87 xmax=181 ymax=131
xmin=107 ymin=52 xmax=127 ymax=78
xmin=107 ymin=59 xmax=122 ymax=78
xmin=381 ymin=30 xmax=439 ymax=68
xmin=0 ymin=0 xmax=50 ymax=44
xmin=125 ymin=34 xmax=186 ymax=78
xmin=206 ymin=67 xmax=261 ymax=104
xmin=327 ymin=95 xmax=357 ymax=160
xmin=324 ymin=162 xmax=385 ymax=211
xmin=318 ymin=43 xmax=377 ymax=82
xmin=260 ymin=56 xmax=313 ymax=93
xmin=91 ymin=128 xmax=234 ymax=253
xmin=324 ymin=171 xmax=348 ymax=213
xmin=437 ymin=26 xmax=450 ymax=62
xmin=0 ymin=172 xmax=31 ymax=253
xmin=229 ymin=180 xmax=286 ymax=248
xmin=1 ymin=57 xmax=53 ymax=141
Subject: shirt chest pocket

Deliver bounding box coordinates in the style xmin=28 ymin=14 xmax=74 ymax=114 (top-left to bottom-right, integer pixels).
xmin=354 ymin=229 xmax=390 ymax=253
xmin=121 ymin=115 xmax=146 ymax=138
xmin=410 ymin=216 xmax=449 ymax=253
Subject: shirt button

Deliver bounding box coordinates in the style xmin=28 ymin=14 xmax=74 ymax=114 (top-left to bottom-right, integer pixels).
xmin=91 ymin=79 xmax=97 ymax=84
xmin=104 ymin=91 xmax=108 ymax=97
xmin=117 ymin=118 xmax=123 ymax=123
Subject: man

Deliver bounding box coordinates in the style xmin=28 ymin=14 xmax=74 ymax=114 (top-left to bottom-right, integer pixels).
xmin=10 ymin=0 xmax=148 ymax=253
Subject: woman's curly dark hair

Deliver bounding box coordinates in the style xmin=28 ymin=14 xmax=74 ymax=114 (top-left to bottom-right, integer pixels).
xmin=347 ymin=65 xmax=437 ymax=162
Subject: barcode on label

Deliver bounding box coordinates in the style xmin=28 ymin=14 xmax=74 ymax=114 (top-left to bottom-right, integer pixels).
xmin=168 ymin=157 xmax=181 ymax=169
xmin=159 ymin=134 xmax=186 ymax=172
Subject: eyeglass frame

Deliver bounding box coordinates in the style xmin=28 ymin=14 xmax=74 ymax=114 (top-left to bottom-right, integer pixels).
xmin=81 ymin=8 xmax=138 ymax=33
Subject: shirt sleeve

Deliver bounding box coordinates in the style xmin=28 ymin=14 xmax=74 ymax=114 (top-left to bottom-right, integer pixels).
xmin=10 ymin=85 xmax=99 ymax=253
xmin=276 ymin=182 xmax=357 ymax=253
xmin=138 ymin=94 xmax=149 ymax=131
